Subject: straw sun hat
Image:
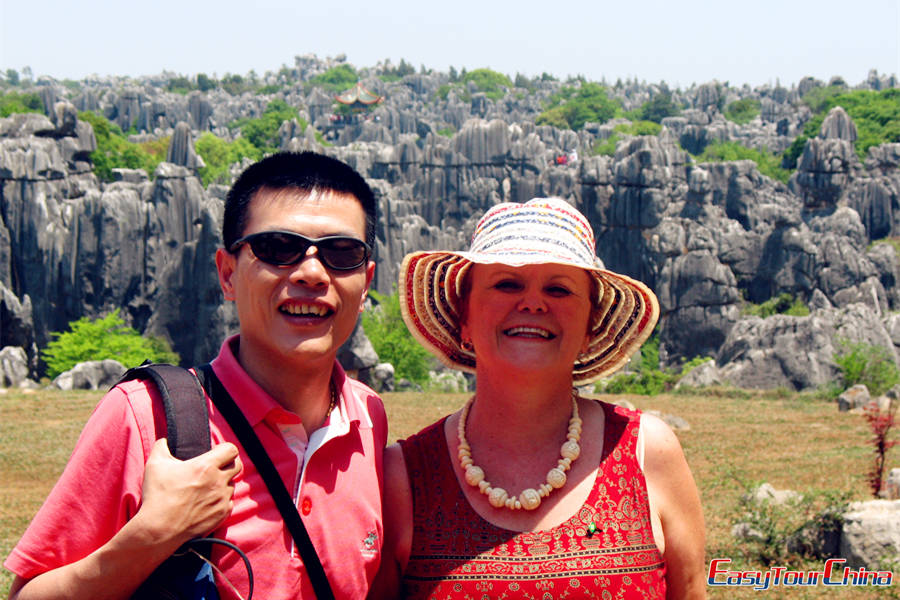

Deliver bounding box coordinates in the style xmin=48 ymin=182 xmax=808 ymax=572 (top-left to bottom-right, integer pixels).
xmin=399 ymin=198 xmax=660 ymax=386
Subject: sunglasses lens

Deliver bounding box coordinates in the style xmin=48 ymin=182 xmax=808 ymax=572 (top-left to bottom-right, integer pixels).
xmin=240 ymin=232 xmax=368 ymax=269
xmin=318 ymin=238 xmax=369 ymax=270
xmin=249 ymin=232 xmax=310 ymax=265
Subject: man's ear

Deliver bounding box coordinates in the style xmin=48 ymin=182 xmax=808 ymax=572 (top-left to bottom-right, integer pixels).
xmin=358 ymin=260 xmax=376 ymax=313
xmin=216 ymin=248 xmax=237 ymax=301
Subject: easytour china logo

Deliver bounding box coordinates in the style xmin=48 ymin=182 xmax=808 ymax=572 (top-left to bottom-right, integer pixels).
xmin=708 ymin=558 xmax=894 ymax=590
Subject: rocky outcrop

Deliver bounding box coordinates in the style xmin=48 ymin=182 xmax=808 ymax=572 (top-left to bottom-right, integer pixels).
xmin=0 ymin=63 xmax=897 ymax=389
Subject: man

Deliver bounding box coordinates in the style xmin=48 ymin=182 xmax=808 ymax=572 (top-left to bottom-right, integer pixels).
xmin=5 ymin=152 xmax=388 ymax=599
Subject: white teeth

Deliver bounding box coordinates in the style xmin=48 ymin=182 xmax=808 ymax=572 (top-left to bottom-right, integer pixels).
xmin=282 ymin=304 xmax=329 ymax=316
xmin=505 ymin=326 xmax=551 ymax=338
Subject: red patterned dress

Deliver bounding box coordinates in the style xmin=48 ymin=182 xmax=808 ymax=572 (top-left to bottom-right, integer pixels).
xmin=399 ymin=400 xmax=666 ymax=599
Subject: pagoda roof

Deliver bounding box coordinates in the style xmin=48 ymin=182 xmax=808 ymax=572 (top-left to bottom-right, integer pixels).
xmin=335 ymin=82 xmax=384 ymax=106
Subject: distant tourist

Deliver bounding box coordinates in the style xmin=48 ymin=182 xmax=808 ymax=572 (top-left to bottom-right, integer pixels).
xmin=373 ymin=198 xmax=706 ymax=597
xmin=5 ymin=152 xmax=387 ymax=599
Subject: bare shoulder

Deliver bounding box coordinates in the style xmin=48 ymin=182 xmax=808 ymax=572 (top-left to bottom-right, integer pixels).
xmin=639 ymin=412 xmax=686 ymax=470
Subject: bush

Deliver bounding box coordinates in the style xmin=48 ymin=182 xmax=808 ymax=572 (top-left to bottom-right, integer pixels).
xmin=636 ymin=92 xmax=680 ymax=123
xmin=724 ymin=98 xmax=761 ymax=125
xmin=195 ymin=132 xmax=260 ymax=187
xmin=41 ymin=309 xmax=179 ymax=378
xmin=361 ymin=290 xmax=432 ymax=385
xmin=228 ymin=99 xmax=303 ymax=156
xmin=834 ymin=340 xmax=900 ymax=396
xmin=798 ymin=88 xmax=900 ymax=160
xmin=78 ymin=111 xmax=168 ymax=182
xmin=733 ymin=483 xmax=849 ymax=566
xmin=696 ymin=141 xmax=791 ymax=184
xmin=0 ymin=91 xmax=43 ymax=117
xmin=308 ymin=64 xmax=359 ymax=93
xmin=743 ymin=293 xmax=809 ymax=318
xmin=462 ymin=68 xmax=513 ymax=101
xmin=537 ymin=82 xmax=620 ymax=131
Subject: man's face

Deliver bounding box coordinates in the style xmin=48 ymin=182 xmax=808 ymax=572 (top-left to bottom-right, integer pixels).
xmin=216 ymin=187 xmax=375 ymax=374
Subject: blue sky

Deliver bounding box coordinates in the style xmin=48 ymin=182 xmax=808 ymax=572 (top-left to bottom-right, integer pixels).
xmin=1 ymin=0 xmax=897 ymax=88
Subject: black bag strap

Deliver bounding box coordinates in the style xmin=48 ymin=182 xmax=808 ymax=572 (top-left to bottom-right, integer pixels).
xmin=117 ymin=363 xmax=211 ymax=460
xmin=195 ymin=363 xmax=335 ymax=600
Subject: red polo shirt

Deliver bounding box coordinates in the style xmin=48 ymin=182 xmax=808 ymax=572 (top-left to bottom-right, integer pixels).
xmin=5 ymin=336 xmax=388 ymax=599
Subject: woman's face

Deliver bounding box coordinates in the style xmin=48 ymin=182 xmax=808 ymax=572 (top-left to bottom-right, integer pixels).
xmin=460 ymin=263 xmax=594 ymax=378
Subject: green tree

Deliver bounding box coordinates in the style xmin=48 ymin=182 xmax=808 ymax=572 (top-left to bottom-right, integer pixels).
xmin=696 ymin=141 xmax=791 ymax=184
xmin=197 ymin=73 xmax=215 ymax=92
xmin=228 ymin=99 xmax=303 ymax=156
xmin=536 ymin=83 xmax=620 ymax=131
xmin=361 ymin=290 xmax=432 ymax=384
xmin=5 ymin=69 xmax=20 ymax=86
xmin=308 ymin=64 xmax=359 ymax=92
xmin=79 ymin=111 xmax=169 ymax=181
xmin=195 ymin=132 xmax=260 ymax=186
xmin=638 ymin=91 xmax=680 ymax=123
xmin=834 ymin=341 xmax=900 ymax=396
xmin=41 ymin=309 xmax=179 ymax=378
xmin=724 ymin=98 xmax=761 ymax=125
xmin=462 ymin=68 xmax=513 ymax=100
xmin=0 ymin=91 xmax=43 ymax=117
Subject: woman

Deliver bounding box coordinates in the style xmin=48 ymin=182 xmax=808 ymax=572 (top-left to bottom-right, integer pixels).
xmin=375 ymin=198 xmax=705 ymax=598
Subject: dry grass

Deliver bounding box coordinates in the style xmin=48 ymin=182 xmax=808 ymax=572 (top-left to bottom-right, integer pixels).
xmin=2 ymin=387 xmax=898 ymax=598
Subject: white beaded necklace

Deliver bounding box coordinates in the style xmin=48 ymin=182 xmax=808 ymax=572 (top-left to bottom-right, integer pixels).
xmin=456 ymin=392 xmax=582 ymax=511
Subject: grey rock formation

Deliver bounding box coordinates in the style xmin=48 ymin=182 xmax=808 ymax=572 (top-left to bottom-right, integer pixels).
xmin=0 ymin=346 xmax=30 ymax=387
xmin=0 ymin=63 xmax=897 ymax=389
xmin=166 ymin=122 xmax=205 ymax=170
xmin=839 ymin=500 xmax=900 ymax=569
xmin=837 ymin=384 xmax=871 ymax=412
xmin=52 ymin=359 xmax=126 ymax=390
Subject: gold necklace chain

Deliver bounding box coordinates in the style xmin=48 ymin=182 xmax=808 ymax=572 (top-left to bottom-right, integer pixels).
xmin=325 ymin=381 xmax=338 ymax=420
xmin=457 ymin=391 xmax=582 ymax=511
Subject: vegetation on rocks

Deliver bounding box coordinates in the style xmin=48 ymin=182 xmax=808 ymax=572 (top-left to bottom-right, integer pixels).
xmin=724 ymin=98 xmax=761 ymax=125
xmin=834 ymin=340 xmax=900 ymax=396
xmin=462 ymin=68 xmax=513 ymax=101
xmin=361 ymin=290 xmax=432 ymax=385
xmin=741 ymin=292 xmax=810 ymax=318
xmin=0 ymin=91 xmax=42 ymax=117
xmin=41 ymin=309 xmax=178 ymax=378
xmin=537 ymin=82 xmax=620 ymax=131
xmin=784 ymin=88 xmax=900 ymax=166
xmin=78 ymin=111 xmax=169 ymax=181
xmin=696 ymin=141 xmax=792 ymax=184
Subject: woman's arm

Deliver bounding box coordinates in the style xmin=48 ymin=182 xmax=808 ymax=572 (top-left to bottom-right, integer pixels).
xmin=641 ymin=413 xmax=707 ymax=599
xmin=368 ymin=443 xmax=413 ymax=599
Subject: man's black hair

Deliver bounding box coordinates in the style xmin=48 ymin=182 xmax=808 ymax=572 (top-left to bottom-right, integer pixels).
xmin=223 ymin=151 xmax=377 ymax=250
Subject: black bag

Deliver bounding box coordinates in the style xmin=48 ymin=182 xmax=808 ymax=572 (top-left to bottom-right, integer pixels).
xmin=117 ymin=364 xmax=253 ymax=600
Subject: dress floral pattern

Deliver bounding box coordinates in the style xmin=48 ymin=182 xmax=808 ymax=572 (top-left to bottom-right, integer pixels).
xmin=400 ymin=401 xmax=666 ymax=599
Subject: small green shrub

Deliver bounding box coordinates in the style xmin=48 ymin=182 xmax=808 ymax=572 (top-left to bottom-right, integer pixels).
xmin=462 ymin=68 xmax=513 ymax=101
xmin=78 ymin=111 xmax=168 ymax=181
xmin=41 ymin=309 xmax=179 ymax=378
xmin=635 ymin=92 xmax=680 ymax=123
xmin=697 ymin=141 xmax=791 ymax=184
xmin=0 ymin=91 xmax=43 ymax=117
xmin=195 ymin=132 xmax=260 ymax=187
xmin=308 ymin=64 xmax=359 ymax=93
xmin=537 ymin=82 xmax=620 ymax=131
xmin=834 ymin=340 xmax=900 ymax=396
xmin=733 ymin=483 xmax=849 ymax=566
xmin=743 ymin=293 xmax=809 ymax=318
xmin=228 ymin=99 xmax=304 ymax=156
xmin=724 ymin=98 xmax=761 ymax=125
xmin=361 ymin=290 xmax=432 ymax=384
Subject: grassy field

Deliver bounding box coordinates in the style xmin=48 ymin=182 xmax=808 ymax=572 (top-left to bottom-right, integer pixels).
xmin=2 ymin=386 xmax=898 ymax=598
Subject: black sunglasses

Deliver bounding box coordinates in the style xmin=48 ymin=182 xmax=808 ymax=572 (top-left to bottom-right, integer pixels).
xmin=229 ymin=230 xmax=371 ymax=271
